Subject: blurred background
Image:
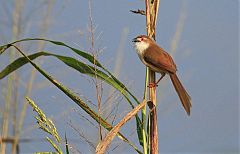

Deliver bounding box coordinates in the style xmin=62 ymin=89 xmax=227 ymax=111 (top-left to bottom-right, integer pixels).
xmin=0 ymin=0 xmax=239 ymax=153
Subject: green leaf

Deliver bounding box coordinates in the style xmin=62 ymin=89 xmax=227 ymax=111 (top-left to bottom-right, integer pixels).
xmin=0 ymin=42 xmax=142 ymax=144
xmin=0 ymin=52 xmax=46 ymax=79
xmin=0 ymin=39 xmax=143 ymax=153
xmin=136 ymin=116 xmax=144 ymax=146
xmin=11 ymin=38 xmax=140 ymax=105
xmin=65 ymin=133 xmax=69 ymax=154
xmin=0 ymin=44 xmax=10 ymax=55
xmin=12 ymin=38 xmax=103 ymax=67
xmin=0 ymin=51 xmax=132 ymax=106
xmin=0 ymin=50 xmax=142 ymax=154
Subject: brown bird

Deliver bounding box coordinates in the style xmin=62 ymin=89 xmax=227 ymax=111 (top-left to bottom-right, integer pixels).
xmin=132 ymin=35 xmax=191 ymax=115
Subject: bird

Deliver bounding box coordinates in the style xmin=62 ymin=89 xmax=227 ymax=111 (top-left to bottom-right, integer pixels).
xmin=132 ymin=35 xmax=192 ymax=115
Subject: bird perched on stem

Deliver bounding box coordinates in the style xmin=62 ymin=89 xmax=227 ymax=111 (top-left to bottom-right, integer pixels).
xmin=132 ymin=35 xmax=192 ymax=115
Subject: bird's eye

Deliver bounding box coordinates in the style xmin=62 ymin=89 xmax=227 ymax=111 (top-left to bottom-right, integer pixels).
xmin=141 ymin=38 xmax=144 ymax=41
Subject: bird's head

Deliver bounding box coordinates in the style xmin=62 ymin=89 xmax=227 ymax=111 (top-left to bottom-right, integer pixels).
xmin=132 ymin=35 xmax=153 ymax=53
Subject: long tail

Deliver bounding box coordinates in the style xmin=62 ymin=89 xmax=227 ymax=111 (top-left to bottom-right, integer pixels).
xmin=170 ymin=73 xmax=192 ymax=115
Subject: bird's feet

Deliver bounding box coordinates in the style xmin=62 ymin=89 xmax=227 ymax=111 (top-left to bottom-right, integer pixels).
xmin=148 ymin=82 xmax=158 ymax=88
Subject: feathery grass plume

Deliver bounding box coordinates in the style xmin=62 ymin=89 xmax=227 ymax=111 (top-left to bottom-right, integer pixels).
xmin=26 ymin=97 xmax=63 ymax=154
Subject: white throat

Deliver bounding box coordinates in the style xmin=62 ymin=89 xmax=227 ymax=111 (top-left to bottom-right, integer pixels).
xmin=134 ymin=42 xmax=149 ymax=56
xmin=134 ymin=41 xmax=149 ymax=65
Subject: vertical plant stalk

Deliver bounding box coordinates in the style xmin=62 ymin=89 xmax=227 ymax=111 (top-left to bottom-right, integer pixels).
xmin=145 ymin=0 xmax=160 ymax=153
xmin=88 ymin=0 xmax=103 ymax=141
xmin=141 ymin=67 xmax=149 ymax=154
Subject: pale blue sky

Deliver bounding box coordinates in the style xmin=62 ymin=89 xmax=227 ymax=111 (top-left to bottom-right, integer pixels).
xmin=0 ymin=0 xmax=239 ymax=153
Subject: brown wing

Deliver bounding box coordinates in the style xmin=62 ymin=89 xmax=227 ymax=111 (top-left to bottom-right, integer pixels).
xmin=143 ymin=44 xmax=177 ymax=73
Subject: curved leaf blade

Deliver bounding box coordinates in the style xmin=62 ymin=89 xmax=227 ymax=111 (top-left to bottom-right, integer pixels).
xmin=0 ymin=49 xmax=142 ymax=154
xmin=12 ymin=38 xmax=103 ymax=67
xmin=10 ymin=38 xmax=140 ymax=105
xmin=0 ymin=51 xmax=133 ymax=107
xmin=1 ymin=39 xmax=143 ymax=150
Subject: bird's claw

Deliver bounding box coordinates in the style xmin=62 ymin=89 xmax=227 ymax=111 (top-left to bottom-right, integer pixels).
xmin=148 ymin=82 xmax=158 ymax=88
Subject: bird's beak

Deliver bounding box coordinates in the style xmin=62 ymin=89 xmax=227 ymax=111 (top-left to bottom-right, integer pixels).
xmin=132 ymin=37 xmax=140 ymax=42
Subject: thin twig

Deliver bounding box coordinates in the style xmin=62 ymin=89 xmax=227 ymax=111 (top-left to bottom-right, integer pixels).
xmin=88 ymin=0 xmax=103 ymax=141
xmin=130 ymin=9 xmax=146 ymax=15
